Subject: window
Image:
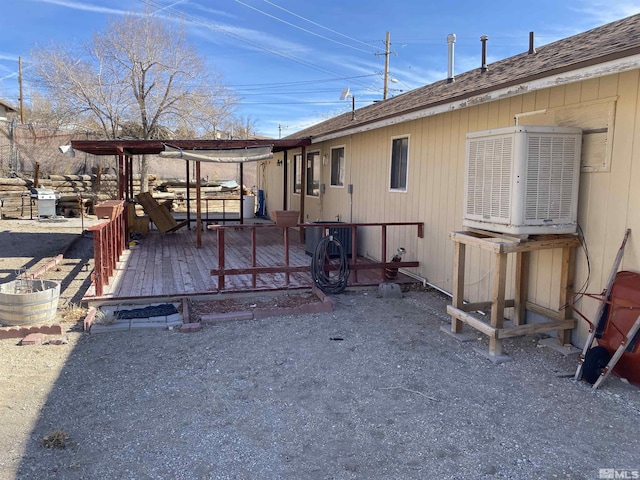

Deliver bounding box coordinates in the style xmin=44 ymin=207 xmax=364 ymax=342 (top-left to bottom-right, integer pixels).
xmin=516 ymin=98 xmax=616 ymax=173
xmin=306 ymin=151 xmax=320 ymax=196
xmin=390 ymin=136 xmax=409 ymax=191
xmin=330 ymin=146 xmax=345 ymax=187
xmin=293 ymin=154 xmax=302 ymax=194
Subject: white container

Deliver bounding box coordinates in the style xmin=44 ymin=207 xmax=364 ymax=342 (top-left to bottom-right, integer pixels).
xmin=464 ymin=125 xmax=582 ymax=235
xmin=243 ymin=195 xmax=255 ymax=219
xmin=0 ymin=279 xmax=60 ymax=326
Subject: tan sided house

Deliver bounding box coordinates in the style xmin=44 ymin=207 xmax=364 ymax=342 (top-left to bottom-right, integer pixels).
xmin=259 ymin=14 xmax=640 ymax=349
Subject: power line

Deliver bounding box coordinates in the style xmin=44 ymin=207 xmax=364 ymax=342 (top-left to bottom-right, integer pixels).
xmin=232 ymin=0 xmax=373 ymax=54
xmin=139 ymin=0 xmax=375 ymax=90
xmin=260 ymin=0 xmax=377 ymax=50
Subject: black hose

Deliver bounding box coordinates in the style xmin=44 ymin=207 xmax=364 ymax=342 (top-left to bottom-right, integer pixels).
xmin=310 ymin=235 xmax=350 ymax=294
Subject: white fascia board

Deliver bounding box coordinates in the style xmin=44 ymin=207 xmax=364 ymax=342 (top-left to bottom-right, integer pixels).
xmin=312 ymin=53 xmax=640 ymax=144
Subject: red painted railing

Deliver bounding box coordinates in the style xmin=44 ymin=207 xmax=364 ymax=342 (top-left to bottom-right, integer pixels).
xmin=209 ymin=222 xmax=424 ymax=291
xmin=88 ymin=201 xmax=127 ymax=296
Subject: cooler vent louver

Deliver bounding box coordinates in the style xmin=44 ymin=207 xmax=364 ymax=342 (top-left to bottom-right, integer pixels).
xmin=463 ymin=126 xmax=582 ymax=235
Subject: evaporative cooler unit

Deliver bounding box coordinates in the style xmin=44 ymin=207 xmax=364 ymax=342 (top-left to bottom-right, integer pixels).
xmin=463 ymin=125 xmax=582 ymax=235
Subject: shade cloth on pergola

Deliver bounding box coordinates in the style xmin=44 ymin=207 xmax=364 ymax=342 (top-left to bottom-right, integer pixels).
xmin=160 ymin=144 xmax=274 ymax=163
xmin=71 ymin=138 xmax=312 ymax=248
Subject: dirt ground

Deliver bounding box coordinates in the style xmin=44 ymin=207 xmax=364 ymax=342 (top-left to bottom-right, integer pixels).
xmin=1 ymin=218 xmax=639 ymax=479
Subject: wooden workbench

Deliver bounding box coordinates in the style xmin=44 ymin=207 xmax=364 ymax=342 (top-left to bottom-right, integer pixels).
xmin=445 ymin=230 xmax=581 ymax=360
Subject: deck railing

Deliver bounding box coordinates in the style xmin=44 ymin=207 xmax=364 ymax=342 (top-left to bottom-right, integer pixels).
xmin=209 ymin=222 xmax=424 ymax=291
xmin=88 ymin=202 xmax=127 ymax=296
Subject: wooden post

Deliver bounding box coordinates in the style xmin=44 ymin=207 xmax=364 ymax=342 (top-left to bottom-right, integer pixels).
xmin=557 ymin=246 xmax=575 ymax=345
xmin=217 ymin=227 xmax=225 ymax=290
xmin=451 ymin=241 xmax=466 ymax=334
xmin=514 ymin=251 xmax=529 ymax=326
xmin=127 ymin=156 xmax=133 ymax=200
xmin=33 ymin=162 xmax=40 ymax=188
xmin=489 ymin=252 xmax=508 ymax=356
xmin=117 ymin=151 xmax=125 ymax=200
xmin=185 ymin=160 xmax=191 ymax=230
xmin=284 ymin=227 xmax=290 ymax=286
xmin=351 ymin=225 xmax=358 ymax=283
xmin=381 ymin=224 xmax=387 ymax=280
xmin=196 ymin=161 xmax=202 ymax=248
xmin=299 ymin=146 xmax=306 ymax=243
xmin=252 ymin=227 xmax=257 ymax=288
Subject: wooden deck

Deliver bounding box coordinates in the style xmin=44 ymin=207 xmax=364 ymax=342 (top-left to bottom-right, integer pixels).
xmin=84 ymin=225 xmax=419 ymax=304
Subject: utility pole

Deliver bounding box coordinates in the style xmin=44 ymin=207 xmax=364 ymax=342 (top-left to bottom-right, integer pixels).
xmin=383 ymin=31 xmax=391 ymax=100
xmin=278 ymin=124 xmax=288 ymax=139
xmin=18 ymin=56 xmax=24 ymax=124
xmin=377 ymin=32 xmax=396 ymax=100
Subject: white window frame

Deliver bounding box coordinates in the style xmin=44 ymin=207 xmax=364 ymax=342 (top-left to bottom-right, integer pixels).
xmin=293 ymin=153 xmax=302 ymax=195
xmin=389 ymin=135 xmax=409 ymax=192
xmin=330 ymin=145 xmax=346 ymax=188
xmin=306 ymin=150 xmax=321 ymax=197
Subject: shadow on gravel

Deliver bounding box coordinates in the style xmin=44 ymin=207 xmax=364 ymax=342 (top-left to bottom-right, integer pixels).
xmin=0 ymin=232 xmax=79 ymax=282
xmin=11 ymin=290 xmax=640 ymax=479
xmin=58 ymin=234 xmax=94 ymax=305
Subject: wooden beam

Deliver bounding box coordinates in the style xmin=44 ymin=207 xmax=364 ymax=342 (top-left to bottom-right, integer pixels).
xmin=446 ymin=305 xmax=497 ymax=337
xmin=497 ymin=319 xmax=576 ymax=339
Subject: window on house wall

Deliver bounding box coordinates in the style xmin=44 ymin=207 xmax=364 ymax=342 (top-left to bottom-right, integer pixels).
xmin=516 ymin=98 xmax=616 ymax=172
xmin=306 ymin=151 xmax=320 ymax=196
xmin=390 ymin=136 xmax=409 ymax=191
xmin=293 ymin=154 xmax=302 ymax=194
xmin=330 ymin=146 xmax=345 ymax=187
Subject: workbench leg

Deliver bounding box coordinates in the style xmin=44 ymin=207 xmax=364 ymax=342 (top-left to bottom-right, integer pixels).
xmin=514 ymin=251 xmax=529 ymax=326
xmin=557 ymin=246 xmax=575 ymax=346
xmin=489 ymin=252 xmax=508 ymax=357
xmin=451 ymin=241 xmax=466 ymax=334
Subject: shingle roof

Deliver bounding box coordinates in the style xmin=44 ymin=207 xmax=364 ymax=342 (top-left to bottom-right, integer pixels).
xmin=290 ymin=14 xmax=640 ymax=140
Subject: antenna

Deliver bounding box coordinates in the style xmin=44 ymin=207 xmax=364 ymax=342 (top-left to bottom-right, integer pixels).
xmin=339 ymin=87 xmax=355 ymax=121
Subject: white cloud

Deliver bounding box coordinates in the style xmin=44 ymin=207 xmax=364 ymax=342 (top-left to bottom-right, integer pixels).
xmin=29 ymin=0 xmax=130 ymax=16
xmin=573 ymin=0 xmax=640 ymax=24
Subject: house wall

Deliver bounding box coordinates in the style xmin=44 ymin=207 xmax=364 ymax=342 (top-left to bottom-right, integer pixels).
xmin=270 ymin=71 xmax=640 ymax=345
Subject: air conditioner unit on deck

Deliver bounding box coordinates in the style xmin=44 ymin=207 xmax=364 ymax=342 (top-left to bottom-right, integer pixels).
xmin=463 ymin=125 xmax=582 ymax=235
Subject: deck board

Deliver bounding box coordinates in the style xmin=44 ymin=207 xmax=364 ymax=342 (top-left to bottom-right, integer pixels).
xmin=84 ymin=224 xmax=418 ymax=303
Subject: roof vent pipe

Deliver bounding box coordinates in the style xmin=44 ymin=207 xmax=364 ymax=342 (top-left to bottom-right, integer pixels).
xmin=528 ymin=31 xmax=536 ymax=54
xmin=446 ymin=34 xmax=456 ymax=83
xmin=480 ymin=35 xmax=489 ymax=72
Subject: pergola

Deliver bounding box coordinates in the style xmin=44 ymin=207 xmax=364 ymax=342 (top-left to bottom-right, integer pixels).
xmin=72 ymin=138 xmax=312 ymax=247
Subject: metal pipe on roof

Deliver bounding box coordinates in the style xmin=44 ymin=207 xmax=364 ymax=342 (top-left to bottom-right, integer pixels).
xmin=480 ymin=35 xmax=489 ymax=73
xmin=529 ymin=31 xmax=536 ymax=54
xmin=447 ymin=34 xmax=456 ymax=83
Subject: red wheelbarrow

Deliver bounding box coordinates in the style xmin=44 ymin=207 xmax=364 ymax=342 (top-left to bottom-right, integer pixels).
xmin=573 ymin=270 xmax=640 ymax=389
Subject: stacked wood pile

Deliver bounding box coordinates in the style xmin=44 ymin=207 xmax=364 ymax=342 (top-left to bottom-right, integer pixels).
xmin=0 ymin=174 xmax=158 ymax=219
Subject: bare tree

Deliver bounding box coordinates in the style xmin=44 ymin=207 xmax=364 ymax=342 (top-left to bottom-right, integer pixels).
xmin=31 ymin=11 xmax=238 ymax=191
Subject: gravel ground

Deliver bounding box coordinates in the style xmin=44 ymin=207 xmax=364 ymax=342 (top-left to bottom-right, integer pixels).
xmin=1 ymin=218 xmax=640 ymax=479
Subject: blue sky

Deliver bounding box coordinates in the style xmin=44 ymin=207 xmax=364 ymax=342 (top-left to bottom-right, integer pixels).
xmin=2 ymin=0 xmax=640 ymax=139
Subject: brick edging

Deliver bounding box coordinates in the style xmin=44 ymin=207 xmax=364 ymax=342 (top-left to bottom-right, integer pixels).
xmin=0 ymin=323 xmax=63 ymax=340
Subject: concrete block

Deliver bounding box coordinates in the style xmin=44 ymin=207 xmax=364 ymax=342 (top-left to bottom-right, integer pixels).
xmin=90 ymin=323 xmax=130 ymax=334
xmin=378 ymin=283 xmax=403 ymax=299
xmin=130 ymin=322 xmax=163 ymax=330
xmin=473 ymin=346 xmax=512 ymax=364
xmin=439 ymin=325 xmax=475 ymax=342
xmin=538 ymin=337 xmax=580 ymax=357
xmin=166 ymin=313 xmax=183 ymax=324
xmin=180 ymin=322 xmax=202 ymax=333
